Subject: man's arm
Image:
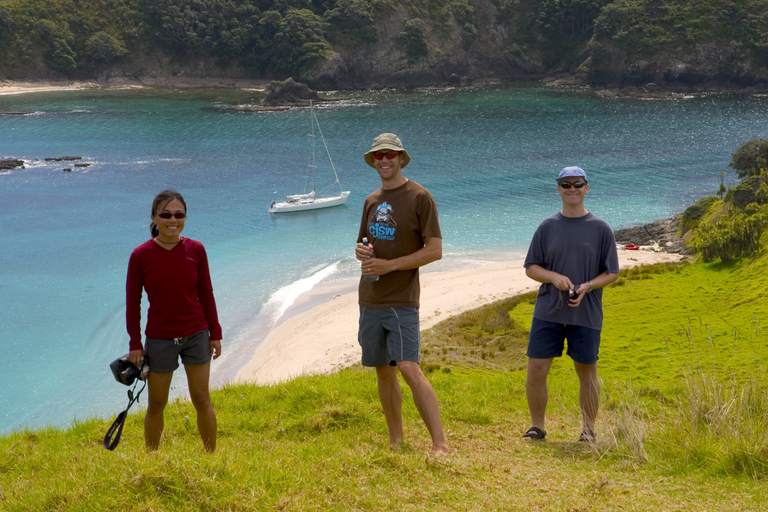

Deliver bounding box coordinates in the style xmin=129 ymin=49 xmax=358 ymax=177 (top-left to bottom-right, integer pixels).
xmin=576 ymin=271 xmax=620 ymax=294
xmin=568 ymin=271 xmax=619 ymax=306
xmin=525 ymin=264 xmax=573 ymax=291
xmin=361 ymin=237 xmax=442 ymax=276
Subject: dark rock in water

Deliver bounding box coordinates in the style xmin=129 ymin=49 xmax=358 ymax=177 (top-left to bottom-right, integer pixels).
xmin=262 ymin=78 xmax=319 ymax=107
xmin=45 ymin=156 xmax=82 ymax=162
xmin=63 ymin=168 xmax=72 ymax=172
xmin=614 ymin=215 xmax=688 ymax=254
xmin=0 ymin=109 xmax=34 ymax=116
xmin=0 ymin=159 xmax=25 ymax=170
xmin=74 ymin=163 xmax=90 ymax=167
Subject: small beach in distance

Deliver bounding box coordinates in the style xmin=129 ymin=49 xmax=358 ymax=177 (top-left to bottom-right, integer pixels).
xmin=1 ymin=82 xmax=766 ymax=434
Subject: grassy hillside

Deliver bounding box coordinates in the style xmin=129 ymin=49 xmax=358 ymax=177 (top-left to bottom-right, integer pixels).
xmin=2 ymin=253 xmax=768 ymax=510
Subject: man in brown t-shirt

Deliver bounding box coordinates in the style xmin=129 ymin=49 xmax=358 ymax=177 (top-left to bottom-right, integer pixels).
xmin=355 ymin=133 xmax=449 ymax=455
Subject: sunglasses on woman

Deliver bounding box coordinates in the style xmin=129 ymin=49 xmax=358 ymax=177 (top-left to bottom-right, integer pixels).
xmin=558 ymin=181 xmax=587 ymax=189
xmin=373 ymin=151 xmax=400 ymax=160
xmin=157 ymin=212 xmax=186 ymax=219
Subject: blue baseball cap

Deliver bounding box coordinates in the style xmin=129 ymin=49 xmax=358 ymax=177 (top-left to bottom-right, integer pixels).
xmin=557 ymin=166 xmax=587 ymax=182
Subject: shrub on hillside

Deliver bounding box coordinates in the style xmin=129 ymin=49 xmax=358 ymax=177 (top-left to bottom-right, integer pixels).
xmin=325 ymin=0 xmax=377 ymax=45
xmin=692 ymin=206 xmax=768 ymax=262
xmin=730 ymin=138 xmax=768 ymax=178
xmin=681 ymin=195 xmax=718 ymax=232
xmin=398 ymin=18 xmax=429 ymax=62
xmin=84 ymin=32 xmax=128 ymax=63
xmin=725 ymin=175 xmax=768 ymax=209
xmin=46 ymin=39 xmax=77 ymax=73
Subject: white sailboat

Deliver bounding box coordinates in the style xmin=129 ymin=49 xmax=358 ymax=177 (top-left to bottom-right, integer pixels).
xmin=268 ymin=102 xmax=350 ymax=213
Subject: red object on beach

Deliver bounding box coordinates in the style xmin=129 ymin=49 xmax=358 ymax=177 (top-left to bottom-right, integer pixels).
xmin=625 ymin=244 xmax=640 ymax=250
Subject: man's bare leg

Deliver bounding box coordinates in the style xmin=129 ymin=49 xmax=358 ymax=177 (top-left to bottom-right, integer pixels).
xmin=398 ymin=361 xmax=449 ymax=455
xmin=376 ymin=365 xmax=404 ymax=447
xmin=525 ymin=357 xmax=553 ymax=431
xmin=574 ymin=361 xmax=599 ymax=436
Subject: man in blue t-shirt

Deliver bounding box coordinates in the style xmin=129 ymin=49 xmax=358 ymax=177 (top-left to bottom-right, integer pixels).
xmin=522 ymin=166 xmax=620 ymax=443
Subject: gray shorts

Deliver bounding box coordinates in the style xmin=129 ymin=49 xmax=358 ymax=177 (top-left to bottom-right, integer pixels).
xmin=358 ymin=306 xmax=420 ymax=367
xmin=145 ymin=329 xmax=211 ymax=373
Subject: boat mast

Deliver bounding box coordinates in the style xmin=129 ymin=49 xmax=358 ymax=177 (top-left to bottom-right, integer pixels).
xmin=309 ymin=101 xmax=317 ymax=196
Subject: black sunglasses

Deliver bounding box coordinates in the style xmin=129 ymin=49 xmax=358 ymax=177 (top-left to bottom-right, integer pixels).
xmin=157 ymin=212 xmax=186 ymax=219
xmin=558 ymin=181 xmax=587 ymax=189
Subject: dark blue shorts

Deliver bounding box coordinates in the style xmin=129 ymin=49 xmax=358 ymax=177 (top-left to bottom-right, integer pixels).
xmin=358 ymin=306 xmax=420 ymax=367
xmin=527 ymin=318 xmax=601 ymax=365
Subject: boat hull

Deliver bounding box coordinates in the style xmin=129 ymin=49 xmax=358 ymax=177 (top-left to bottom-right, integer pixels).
xmin=269 ymin=191 xmax=350 ymax=213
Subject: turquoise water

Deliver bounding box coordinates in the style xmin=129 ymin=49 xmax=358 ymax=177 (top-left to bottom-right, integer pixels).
xmin=1 ymin=86 xmax=767 ymax=434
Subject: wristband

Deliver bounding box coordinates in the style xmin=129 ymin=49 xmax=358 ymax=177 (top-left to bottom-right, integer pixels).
xmin=588 ymin=281 xmax=593 ymax=292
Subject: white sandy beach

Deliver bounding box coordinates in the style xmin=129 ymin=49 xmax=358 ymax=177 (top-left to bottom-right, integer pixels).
xmin=235 ymin=246 xmax=685 ymax=385
xmin=0 ymin=78 xmax=271 ymax=96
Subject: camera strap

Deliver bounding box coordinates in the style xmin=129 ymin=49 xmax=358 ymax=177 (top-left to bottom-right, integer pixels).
xmin=103 ymin=379 xmax=147 ymax=451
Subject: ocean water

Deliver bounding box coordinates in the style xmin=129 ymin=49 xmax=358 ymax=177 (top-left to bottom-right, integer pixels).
xmin=1 ymin=86 xmax=767 ymax=434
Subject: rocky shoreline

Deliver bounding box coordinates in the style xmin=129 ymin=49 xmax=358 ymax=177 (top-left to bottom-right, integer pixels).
xmin=614 ymin=215 xmax=688 ymax=254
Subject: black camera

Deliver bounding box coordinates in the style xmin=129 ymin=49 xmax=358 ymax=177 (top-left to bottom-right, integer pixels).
xmin=109 ymin=354 xmax=150 ymax=386
xmin=568 ymin=287 xmax=579 ymax=300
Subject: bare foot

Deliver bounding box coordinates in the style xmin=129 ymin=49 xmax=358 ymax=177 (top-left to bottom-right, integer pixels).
xmin=431 ymin=442 xmax=449 ymax=455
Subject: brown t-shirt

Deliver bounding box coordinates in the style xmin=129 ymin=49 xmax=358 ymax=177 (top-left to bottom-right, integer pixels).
xmin=357 ymin=180 xmax=442 ymax=308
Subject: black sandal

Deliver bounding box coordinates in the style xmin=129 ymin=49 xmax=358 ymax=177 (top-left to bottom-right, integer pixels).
xmin=522 ymin=426 xmax=547 ymax=440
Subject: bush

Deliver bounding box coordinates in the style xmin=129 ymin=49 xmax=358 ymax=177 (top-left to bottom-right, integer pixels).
xmin=398 ymin=18 xmax=429 ymax=62
xmin=681 ymin=195 xmax=718 ymax=232
xmin=325 ymin=0 xmax=377 ymax=45
xmin=84 ymin=32 xmax=128 ymax=63
xmin=725 ymin=175 xmax=768 ymax=209
xmin=730 ymin=138 xmax=768 ymax=179
xmin=692 ymin=207 xmax=768 ymax=262
xmin=46 ymin=39 xmax=77 ymax=73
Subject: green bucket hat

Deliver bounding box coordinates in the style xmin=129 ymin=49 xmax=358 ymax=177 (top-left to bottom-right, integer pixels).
xmin=363 ymin=133 xmax=411 ymax=168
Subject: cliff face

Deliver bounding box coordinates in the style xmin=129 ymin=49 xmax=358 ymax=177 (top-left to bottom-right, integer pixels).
xmin=587 ymin=42 xmax=768 ymax=91
xmin=300 ymin=1 xmax=546 ymax=90
xmin=300 ymin=3 xmax=767 ymax=92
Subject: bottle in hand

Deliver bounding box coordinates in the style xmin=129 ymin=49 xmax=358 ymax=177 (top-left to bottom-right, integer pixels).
xmin=362 ymin=237 xmax=379 ymax=282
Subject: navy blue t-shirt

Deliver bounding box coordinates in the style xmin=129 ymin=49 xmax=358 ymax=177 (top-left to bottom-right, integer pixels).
xmin=524 ymin=212 xmax=619 ymax=330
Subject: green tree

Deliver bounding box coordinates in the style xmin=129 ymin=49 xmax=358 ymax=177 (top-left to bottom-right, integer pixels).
xmin=269 ymin=9 xmax=331 ymax=77
xmin=47 ymin=39 xmax=77 ymax=73
xmin=84 ymin=31 xmax=128 ymax=63
xmin=398 ymin=18 xmax=428 ymax=62
xmin=451 ymin=0 xmax=477 ymax=48
xmin=325 ymin=0 xmax=376 ymax=45
xmin=718 ymin=171 xmax=726 ymax=199
xmin=730 ymin=138 xmax=768 ymax=178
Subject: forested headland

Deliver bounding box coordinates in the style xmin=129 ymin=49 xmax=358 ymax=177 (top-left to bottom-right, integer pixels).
xmin=1 ymin=0 xmax=767 ymax=91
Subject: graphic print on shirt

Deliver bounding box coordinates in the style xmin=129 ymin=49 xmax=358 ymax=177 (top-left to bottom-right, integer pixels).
xmin=368 ymin=202 xmax=397 ymax=241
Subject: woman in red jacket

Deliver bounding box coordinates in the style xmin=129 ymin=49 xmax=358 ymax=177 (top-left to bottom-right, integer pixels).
xmin=127 ymin=189 xmax=222 ymax=451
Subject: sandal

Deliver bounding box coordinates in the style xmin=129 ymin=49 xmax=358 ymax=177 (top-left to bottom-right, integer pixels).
xmin=578 ymin=429 xmax=596 ymax=443
xmin=522 ymin=426 xmax=547 ymax=440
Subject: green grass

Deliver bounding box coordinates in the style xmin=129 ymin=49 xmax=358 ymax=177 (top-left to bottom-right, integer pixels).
xmin=3 ymin=258 xmax=768 ymax=510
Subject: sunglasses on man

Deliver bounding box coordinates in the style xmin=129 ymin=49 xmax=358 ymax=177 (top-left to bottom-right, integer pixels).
xmin=558 ymin=181 xmax=587 ymax=189
xmin=373 ymin=151 xmax=401 ymax=160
